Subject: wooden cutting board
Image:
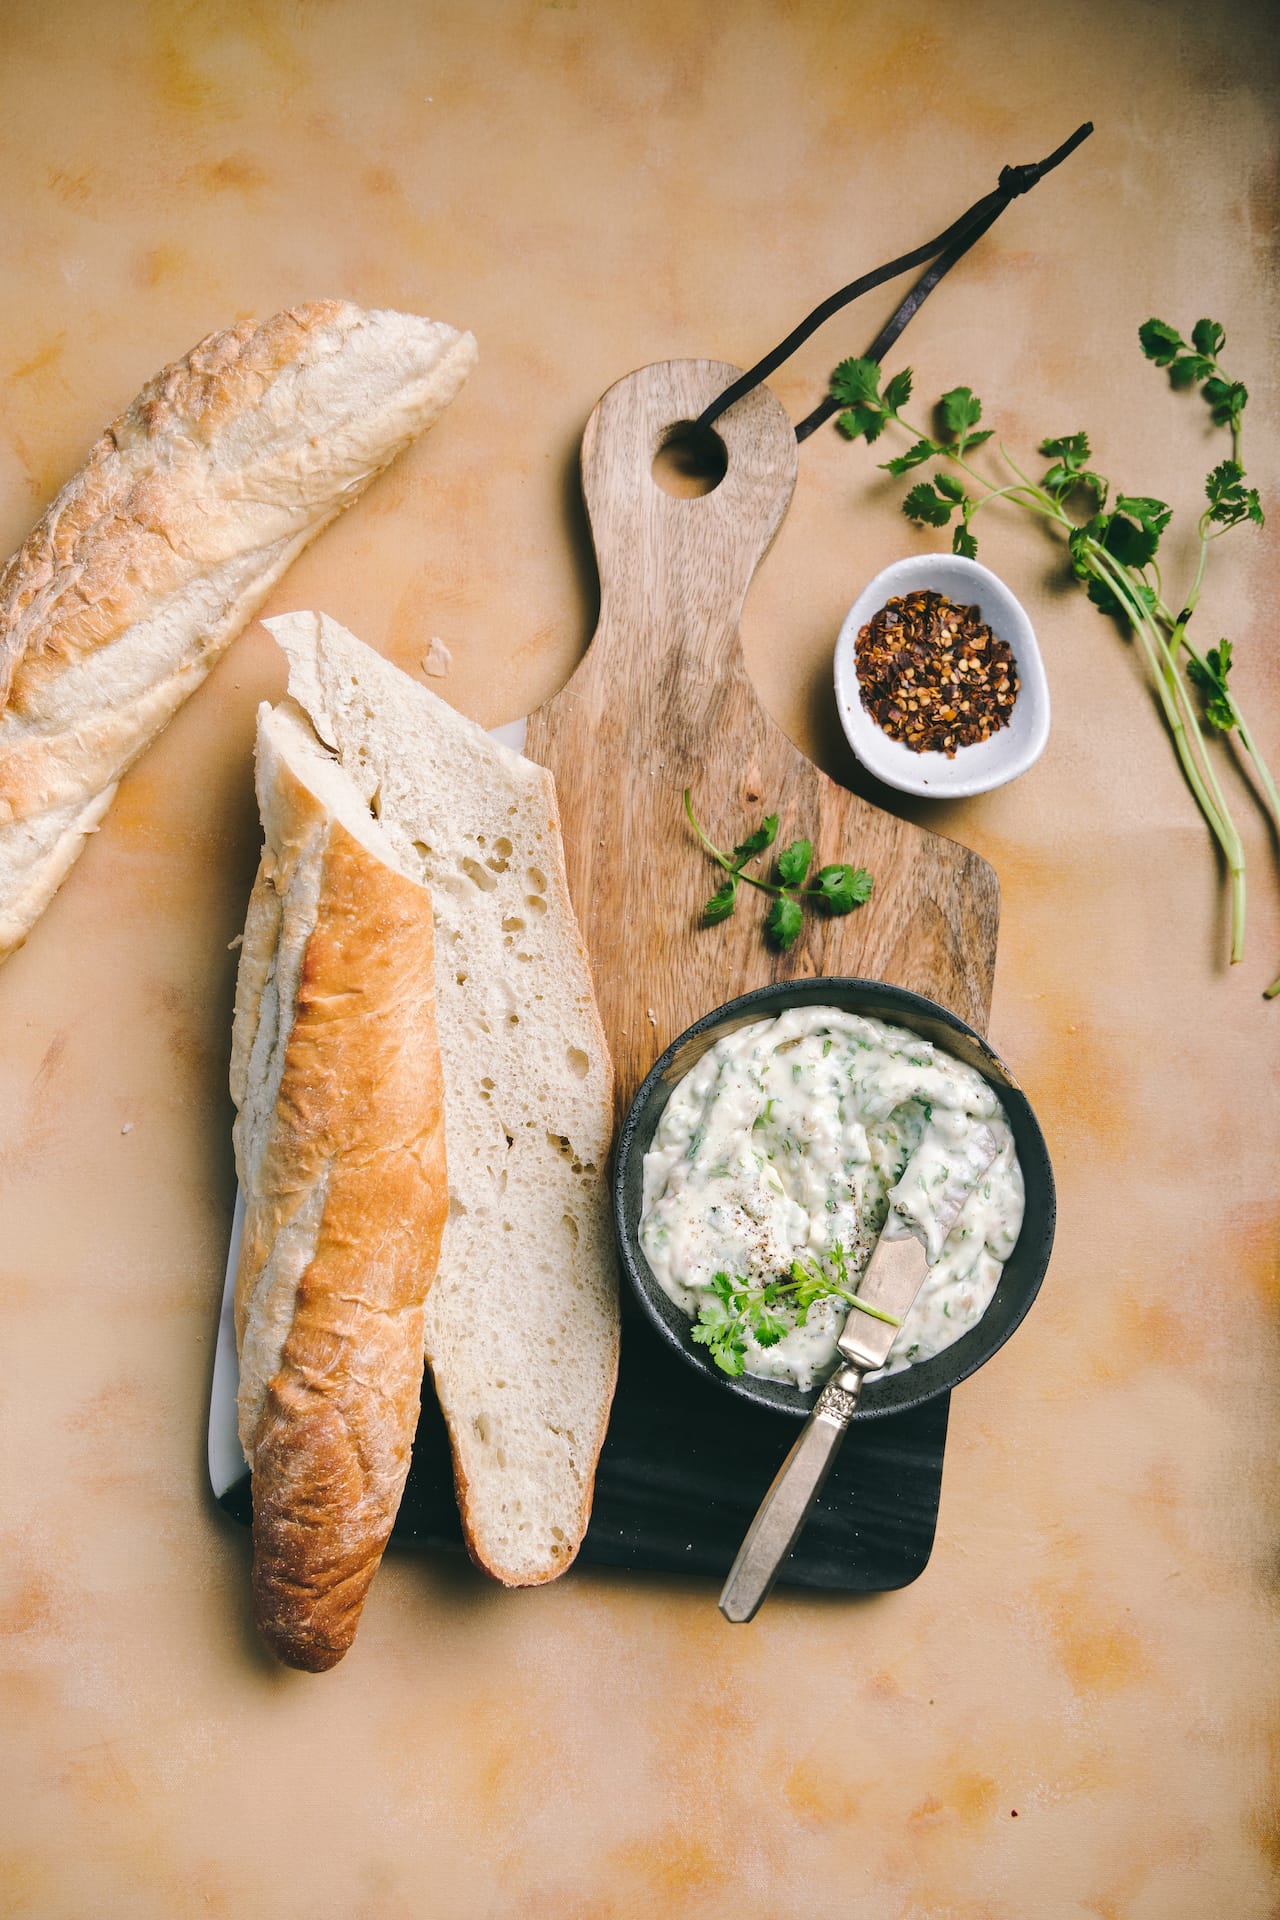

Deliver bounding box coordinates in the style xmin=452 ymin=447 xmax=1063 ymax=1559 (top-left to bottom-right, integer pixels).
xmin=525 ymin=359 xmax=1000 ymax=1116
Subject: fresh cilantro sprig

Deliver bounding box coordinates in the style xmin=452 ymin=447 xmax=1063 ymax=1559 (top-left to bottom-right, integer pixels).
xmin=1203 ymin=459 xmax=1263 ymax=532
xmin=828 ymin=319 xmax=1278 ymax=995
xmin=689 ymin=1246 xmax=900 ymax=1378
xmin=1138 ymin=318 xmax=1248 ymax=434
xmin=684 ymin=790 xmax=873 ymax=951
xmin=1187 ymin=641 xmax=1236 ymax=733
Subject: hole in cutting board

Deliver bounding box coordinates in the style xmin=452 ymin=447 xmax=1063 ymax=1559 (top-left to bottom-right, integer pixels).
xmin=651 ymin=420 xmax=727 ymax=498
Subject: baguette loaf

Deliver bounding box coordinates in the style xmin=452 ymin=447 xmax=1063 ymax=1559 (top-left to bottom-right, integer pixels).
xmin=230 ymin=697 xmax=448 ymax=1671
xmin=264 ymin=610 xmax=620 ymax=1586
xmin=0 ymin=300 xmax=476 ymax=963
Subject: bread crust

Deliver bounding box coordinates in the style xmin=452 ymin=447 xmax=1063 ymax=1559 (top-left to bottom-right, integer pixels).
xmin=268 ymin=611 xmax=621 ymax=1590
xmin=232 ymin=729 xmax=447 ymax=1672
xmin=0 ymin=301 xmax=476 ymax=962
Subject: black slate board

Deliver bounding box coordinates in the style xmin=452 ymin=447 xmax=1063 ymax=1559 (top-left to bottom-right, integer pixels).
xmin=216 ymin=1299 xmax=948 ymax=1592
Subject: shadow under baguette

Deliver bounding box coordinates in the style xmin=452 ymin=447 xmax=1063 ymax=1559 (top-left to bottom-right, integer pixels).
xmin=217 ymin=1302 xmax=948 ymax=1593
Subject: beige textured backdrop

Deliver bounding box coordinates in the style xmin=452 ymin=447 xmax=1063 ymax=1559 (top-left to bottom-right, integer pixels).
xmin=1 ymin=2 xmax=1277 ymax=1916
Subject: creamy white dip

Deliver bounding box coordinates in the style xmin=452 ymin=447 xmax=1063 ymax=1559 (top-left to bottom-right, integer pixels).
xmin=640 ymin=1007 xmax=1024 ymax=1390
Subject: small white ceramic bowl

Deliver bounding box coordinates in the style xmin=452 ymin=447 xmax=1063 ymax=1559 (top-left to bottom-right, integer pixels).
xmin=833 ymin=554 xmax=1050 ymax=798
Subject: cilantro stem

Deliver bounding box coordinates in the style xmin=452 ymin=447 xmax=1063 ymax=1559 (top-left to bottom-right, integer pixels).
xmin=1231 ymin=711 xmax=1280 ymax=836
xmin=683 ymin=787 xmax=738 ymax=875
xmin=791 ymin=1273 xmax=903 ymax=1326
xmin=1085 ymin=539 xmax=1246 ymax=959
xmin=741 ymin=1268 xmax=902 ymax=1329
xmin=996 ymin=444 xmax=1060 ymax=514
xmin=837 ymin=1290 xmax=901 ymax=1327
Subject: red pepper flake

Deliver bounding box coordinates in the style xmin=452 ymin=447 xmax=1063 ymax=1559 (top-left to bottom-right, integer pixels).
xmin=854 ymin=590 xmax=1019 ymax=758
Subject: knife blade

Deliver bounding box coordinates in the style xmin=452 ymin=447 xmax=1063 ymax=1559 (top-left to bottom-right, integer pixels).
xmin=718 ymin=1123 xmax=1000 ymax=1623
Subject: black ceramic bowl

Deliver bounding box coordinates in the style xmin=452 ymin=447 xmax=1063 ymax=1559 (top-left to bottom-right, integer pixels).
xmin=613 ymin=978 xmax=1055 ymax=1421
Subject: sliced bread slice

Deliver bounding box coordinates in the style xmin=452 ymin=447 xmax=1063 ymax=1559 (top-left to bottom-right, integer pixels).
xmin=263 ymin=610 xmax=619 ymax=1585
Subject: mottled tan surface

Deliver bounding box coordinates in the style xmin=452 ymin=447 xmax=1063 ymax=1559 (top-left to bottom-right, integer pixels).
xmin=1 ymin=2 xmax=1277 ymax=1916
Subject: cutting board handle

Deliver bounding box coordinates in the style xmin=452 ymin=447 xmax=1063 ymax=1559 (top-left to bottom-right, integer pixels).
xmin=581 ymin=360 xmax=798 ymax=696
xmin=526 ymin=356 xmax=1000 ymax=1092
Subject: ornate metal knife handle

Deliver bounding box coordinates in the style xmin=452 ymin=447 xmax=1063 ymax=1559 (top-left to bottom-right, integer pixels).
xmin=718 ymin=1365 xmax=864 ymax=1624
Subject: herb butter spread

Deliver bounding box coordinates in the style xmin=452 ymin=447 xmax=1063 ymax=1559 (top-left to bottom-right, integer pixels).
xmin=640 ymin=1007 xmax=1024 ymax=1390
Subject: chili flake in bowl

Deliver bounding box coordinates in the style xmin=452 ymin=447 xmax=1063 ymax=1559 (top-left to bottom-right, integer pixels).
xmin=833 ymin=555 xmax=1050 ymax=798
xmin=857 ymin=589 xmax=1017 ymax=757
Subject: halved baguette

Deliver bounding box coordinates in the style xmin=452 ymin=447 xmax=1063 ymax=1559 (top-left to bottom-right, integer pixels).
xmin=0 ymin=300 xmax=476 ymax=963
xmin=264 ymin=610 xmax=620 ymax=1586
xmin=230 ymin=697 xmax=448 ymax=1671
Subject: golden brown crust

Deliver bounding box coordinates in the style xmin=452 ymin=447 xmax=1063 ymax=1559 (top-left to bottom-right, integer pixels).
xmin=239 ymin=803 xmax=447 ymax=1671
xmin=443 ymin=1425 xmax=596 ymax=1590
xmin=0 ymin=303 xmax=348 ymax=712
xmin=0 ymin=303 xmax=475 ymax=965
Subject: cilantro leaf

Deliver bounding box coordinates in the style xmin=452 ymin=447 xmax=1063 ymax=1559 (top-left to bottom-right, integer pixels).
xmin=830 ymin=357 xmax=882 ymax=408
xmin=1084 ymin=573 xmax=1121 ymax=618
xmin=708 ymin=1334 xmax=746 ymax=1377
xmin=702 ymin=878 xmax=737 ymax=924
xmin=790 ymin=1258 xmax=828 ymax=1321
xmin=1101 ymin=499 xmax=1170 ymax=569
xmin=1068 ymin=518 xmax=1104 ymax=580
xmin=934 ymin=471 xmax=967 ymax=503
xmin=952 ymin=522 xmax=979 ymax=559
xmin=1139 ymin=318 xmax=1184 ymax=366
xmin=1043 ymin=461 xmax=1108 ymax=504
xmin=812 ymin=863 xmax=873 ymax=914
xmin=776 ymin=838 xmax=812 ymax=887
xmin=1115 ymin=495 xmax=1173 ymax=536
xmin=836 ymin=405 xmax=886 ymax=443
xmin=1039 ymin=431 xmax=1108 ymax=504
xmin=1169 ymin=353 xmax=1213 ymax=390
xmin=1187 ymin=641 xmax=1237 ymax=731
xmin=880 ymin=438 xmax=939 ymax=477
xmin=940 ymin=386 xmax=983 ymax=437
xmin=831 ymin=362 xmax=888 ymax=440
xmin=903 ymin=481 xmax=956 ymax=528
xmin=961 ymin=428 xmax=994 ymax=450
xmin=1040 ymin=431 xmax=1092 ymax=467
xmin=731 ymin=815 xmax=778 ymax=866
xmin=1205 ymin=459 xmax=1264 ymax=529
xmin=1085 ymin=575 xmax=1124 ymax=618
xmin=883 ymin=367 xmax=913 ymax=413
xmin=1203 ymin=376 xmax=1248 ymax=427
xmin=1191 ymin=318 xmax=1226 ymax=358
xmin=751 ymin=1306 xmax=787 ymax=1348
xmin=765 ymin=894 xmax=804 ymax=950
xmin=691 ymin=1294 xmax=747 ymax=1375
xmin=1079 ymin=542 xmax=1160 ymax=620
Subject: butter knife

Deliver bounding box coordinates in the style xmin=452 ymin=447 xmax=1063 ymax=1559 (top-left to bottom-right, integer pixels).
xmin=718 ymin=1125 xmax=1000 ymax=1623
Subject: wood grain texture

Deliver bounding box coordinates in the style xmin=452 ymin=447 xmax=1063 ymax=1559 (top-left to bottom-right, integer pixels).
xmin=525 ymin=360 xmax=1000 ymax=1116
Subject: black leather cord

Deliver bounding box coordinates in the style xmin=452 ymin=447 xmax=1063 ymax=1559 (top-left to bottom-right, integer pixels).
xmin=694 ymin=123 xmax=1093 ymax=443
